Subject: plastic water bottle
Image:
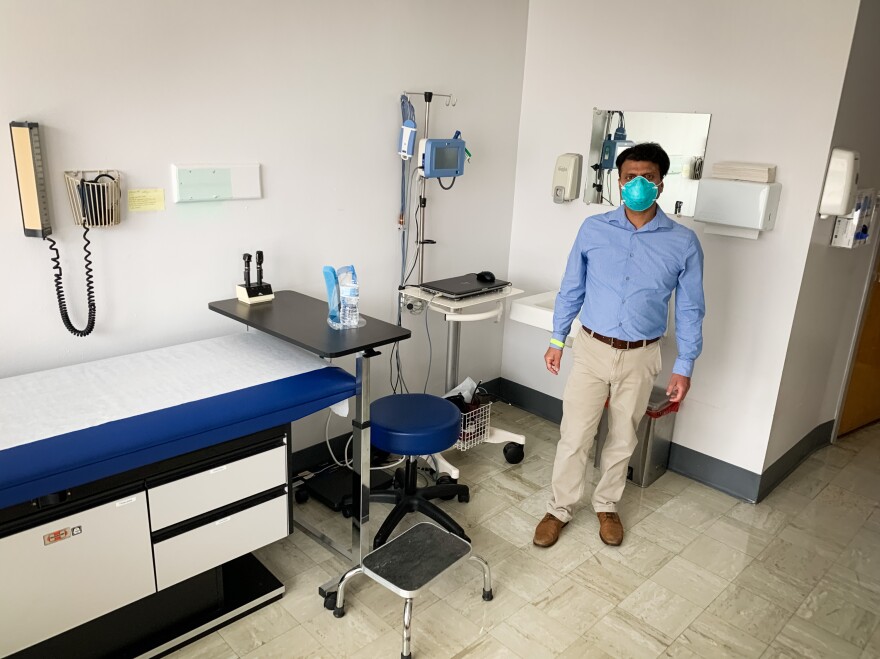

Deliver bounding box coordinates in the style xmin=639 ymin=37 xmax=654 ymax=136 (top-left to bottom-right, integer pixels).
xmin=339 ymin=271 xmax=360 ymax=329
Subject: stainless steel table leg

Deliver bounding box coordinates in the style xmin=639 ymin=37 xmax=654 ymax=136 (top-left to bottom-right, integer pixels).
xmin=352 ymin=351 xmax=371 ymax=563
xmin=319 ymin=350 xmax=374 ymax=604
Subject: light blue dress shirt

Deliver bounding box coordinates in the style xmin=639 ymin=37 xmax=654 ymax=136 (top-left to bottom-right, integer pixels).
xmin=551 ymin=205 xmax=705 ymax=377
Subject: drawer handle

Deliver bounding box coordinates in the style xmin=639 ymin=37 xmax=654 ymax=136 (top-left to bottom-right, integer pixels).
xmin=116 ymin=496 xmax=137 ymax=507
xmin=215 ymin=516 xmax=232 ymax=526
xmin=209 ymin=466 xmax=227 ymax=475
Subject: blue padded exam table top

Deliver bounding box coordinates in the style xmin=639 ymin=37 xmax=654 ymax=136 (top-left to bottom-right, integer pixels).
xmin=0 ymin=333 xmax=356 ymax=509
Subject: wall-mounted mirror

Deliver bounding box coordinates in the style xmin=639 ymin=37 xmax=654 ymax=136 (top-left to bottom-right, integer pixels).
xmin=584 ymin=109 xmax=711 ymax=217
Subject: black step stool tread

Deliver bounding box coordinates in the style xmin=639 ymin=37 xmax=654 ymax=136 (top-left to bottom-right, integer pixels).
xmin=362 ymin=523 xmax=471 ymax=597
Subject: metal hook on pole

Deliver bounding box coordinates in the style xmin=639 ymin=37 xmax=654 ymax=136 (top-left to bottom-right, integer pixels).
xmin=403 ymin=91 xmax=456 ymax=107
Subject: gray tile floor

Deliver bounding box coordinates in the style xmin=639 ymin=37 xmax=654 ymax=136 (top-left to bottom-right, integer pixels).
xmin=170 ymin=405 xmax=880 ymax=658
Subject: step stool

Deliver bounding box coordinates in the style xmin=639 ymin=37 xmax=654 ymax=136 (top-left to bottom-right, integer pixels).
xmin=331 ymin=522 xmax=493 ymax=659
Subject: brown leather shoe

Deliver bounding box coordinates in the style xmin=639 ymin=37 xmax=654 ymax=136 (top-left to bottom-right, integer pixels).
xmin=597 ymin=512 xmax=624 ymax=546
xmin=533 ymin=513 xmax=567 ymax=547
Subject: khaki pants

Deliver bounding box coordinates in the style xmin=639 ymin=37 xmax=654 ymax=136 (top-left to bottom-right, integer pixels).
xmin=548 ymin=330 xmax=661 ymax=520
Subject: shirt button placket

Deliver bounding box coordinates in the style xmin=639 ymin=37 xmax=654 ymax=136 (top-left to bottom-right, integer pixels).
xmin=619 ymin=235 xmax=636 ymax=334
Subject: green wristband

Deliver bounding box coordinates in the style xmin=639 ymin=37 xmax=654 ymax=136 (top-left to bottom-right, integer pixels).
xmin=549 ymin=339 xmax=565 ymax=349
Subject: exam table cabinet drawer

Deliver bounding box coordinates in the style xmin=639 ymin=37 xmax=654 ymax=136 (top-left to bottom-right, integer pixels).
xmin=148 ymin=445 xmax=287 ymax=531
xmin=153 ymin=493 xmax=288 ymax=591
xmin=0 ymin=493 xmax=156 ymax=657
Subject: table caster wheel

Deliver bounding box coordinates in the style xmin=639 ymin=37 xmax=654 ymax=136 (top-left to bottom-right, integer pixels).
xmin=294 ymin=488 xmax=309 ymax=504
xmin=323 ymin=593 xmax=337 ymax=611
xmin=436 ymin=472 xmax=457 ymax=500
xmin=504 ymin=442 xmax=525 ymax=464
xmin=458 ymin=492 xmax=470 ymax=503
xmin=341 ymin=505 xmax=352 ymax=518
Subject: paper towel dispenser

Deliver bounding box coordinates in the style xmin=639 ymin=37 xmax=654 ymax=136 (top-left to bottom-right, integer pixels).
xmin=693 ymin=179 xmax=782 ymax=239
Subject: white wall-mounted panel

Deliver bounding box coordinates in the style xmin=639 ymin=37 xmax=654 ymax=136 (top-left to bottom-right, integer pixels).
xmin=171 ymin=163 xmax=261 ymax=202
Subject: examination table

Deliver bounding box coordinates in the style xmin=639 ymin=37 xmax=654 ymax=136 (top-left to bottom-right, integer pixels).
xmin=0 ymin=332 xmax=355 ymax=657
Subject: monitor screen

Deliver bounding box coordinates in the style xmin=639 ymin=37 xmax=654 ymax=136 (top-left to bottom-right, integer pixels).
xmin=434 ymin=146 xmax=460 ymax=171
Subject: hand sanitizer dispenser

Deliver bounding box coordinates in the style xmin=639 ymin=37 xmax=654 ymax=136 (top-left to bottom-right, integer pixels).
xmin=552 ymin=153 xmax=583 ymax=203
xmin=819 ymin=148 xmax=860 ymax=217
xmin=693 ymin=179 xmax=782 ymax=239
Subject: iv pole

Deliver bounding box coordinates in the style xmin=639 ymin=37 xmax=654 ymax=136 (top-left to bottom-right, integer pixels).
xmin=402 ymin=90 xmax=464 ymax=390
xmin=402 ymin=91 xmax=455 ymax=285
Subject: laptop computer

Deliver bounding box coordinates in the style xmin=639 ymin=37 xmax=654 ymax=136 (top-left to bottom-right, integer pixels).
xmin=419 ymin=273 xmax=510 ymax=300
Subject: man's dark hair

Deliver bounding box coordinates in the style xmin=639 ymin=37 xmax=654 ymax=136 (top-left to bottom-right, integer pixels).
xmin=616 ymin=142 xmax=670 ymax=178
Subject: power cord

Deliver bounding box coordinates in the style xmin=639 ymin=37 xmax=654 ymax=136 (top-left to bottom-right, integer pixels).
xmin=45 ymin=223 xmax=96 ymax=337
xmin=437 ymin=176 xmax=456 ymax=191
xmin=324 ymin=410 xmax=406 ymax=471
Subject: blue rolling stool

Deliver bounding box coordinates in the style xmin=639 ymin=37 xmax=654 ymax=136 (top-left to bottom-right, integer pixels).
xmin=369 ymin=393 xmax=470 ymax=549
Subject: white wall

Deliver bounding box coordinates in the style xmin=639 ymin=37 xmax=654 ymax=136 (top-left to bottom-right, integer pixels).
xmin=767 ymin=0 xmax=880 ymax=468
xmin=0 ymin=1 xmax=529 ymax=446
xmin=503 ymin=0 xmax=859 ymax=474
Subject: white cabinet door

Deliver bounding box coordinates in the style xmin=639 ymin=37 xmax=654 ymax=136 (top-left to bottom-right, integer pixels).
xmin=0 ymin=493 xmax=156 ymax=656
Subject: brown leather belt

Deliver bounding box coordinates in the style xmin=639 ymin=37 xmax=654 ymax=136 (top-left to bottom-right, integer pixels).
xmin=583 ymin=326 xmax=660 ymax=350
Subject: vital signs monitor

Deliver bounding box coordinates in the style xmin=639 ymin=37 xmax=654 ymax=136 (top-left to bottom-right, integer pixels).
xmin=419 ymin=138 xmax=466 ymax=178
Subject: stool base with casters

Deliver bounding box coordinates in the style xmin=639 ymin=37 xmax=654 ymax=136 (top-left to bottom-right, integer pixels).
xmin=330 ymin=523 xmax=492 ymax=659
xmin=371 ymin=455 xmax=470 ymax=548
xmin=368 ymin=394 xmax=470 ymax=549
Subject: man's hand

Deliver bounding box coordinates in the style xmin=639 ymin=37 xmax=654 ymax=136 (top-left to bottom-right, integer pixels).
xmin=544 ymin=347 xmax=562 ymax=375
xmin=666 ymin=374 xmax=691 ymax=403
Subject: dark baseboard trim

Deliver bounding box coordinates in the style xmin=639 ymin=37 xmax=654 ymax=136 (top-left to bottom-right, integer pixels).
xmin=488 ymin=378 xmax=834 ymax=504
xmin=757 ymin=420 xmax=834 ymax=502
xmin=483 ymin=377 xmax=562 ymax=424
xmin=668 ymin=444 xmax=761 ymax=502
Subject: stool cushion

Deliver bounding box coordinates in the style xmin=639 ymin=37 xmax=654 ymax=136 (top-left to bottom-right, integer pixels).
xmin=370 ymin=394 xmax=461 ymax=456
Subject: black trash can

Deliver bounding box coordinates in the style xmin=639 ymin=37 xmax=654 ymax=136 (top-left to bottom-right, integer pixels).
xmin=592 ymin=387 xmax=679 ymax=487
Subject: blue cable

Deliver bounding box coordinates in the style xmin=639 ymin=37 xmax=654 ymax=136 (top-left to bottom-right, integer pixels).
xmin=400 ymin=95 xmax=416 ymax=218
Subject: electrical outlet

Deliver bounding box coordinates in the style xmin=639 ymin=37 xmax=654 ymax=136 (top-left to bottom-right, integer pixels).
xmin=401 ymin=295 xmax=426 ymax=314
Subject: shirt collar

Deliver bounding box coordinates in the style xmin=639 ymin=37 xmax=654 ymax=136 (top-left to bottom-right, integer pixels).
xmin=607 ymin=204 xmax=674 ymax=232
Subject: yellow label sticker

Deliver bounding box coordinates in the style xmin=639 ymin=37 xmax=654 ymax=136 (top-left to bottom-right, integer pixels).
xmin=128 ymin=189 xmax=165 ymax=212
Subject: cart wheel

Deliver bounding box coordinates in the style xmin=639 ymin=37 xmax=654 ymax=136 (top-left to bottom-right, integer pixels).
xmin=324 ymin=592 xmax=338 ymax=611
xmin=294 ymin=488 xmax=309 ymax=504
xmin=504 ymin=442 xmax=525 ymax=464
xmin=341 ymin=504 xmax=353 ymax=518
xmin=458 ymin=492 xmax=470 ymax=503
xmin=436 ymin=472 xmax=457 ymax=500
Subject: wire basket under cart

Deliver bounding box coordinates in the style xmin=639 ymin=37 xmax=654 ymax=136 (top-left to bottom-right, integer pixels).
xmin=455 ymin=401 xmax=492 ymax=451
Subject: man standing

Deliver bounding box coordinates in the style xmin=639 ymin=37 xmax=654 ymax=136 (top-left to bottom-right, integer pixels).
xmin=533 ymin=143 xmax=705 ymax=548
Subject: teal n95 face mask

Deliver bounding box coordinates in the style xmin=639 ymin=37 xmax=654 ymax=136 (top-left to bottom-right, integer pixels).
xmin=620 ymin=176 xmax=659 ymax=212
